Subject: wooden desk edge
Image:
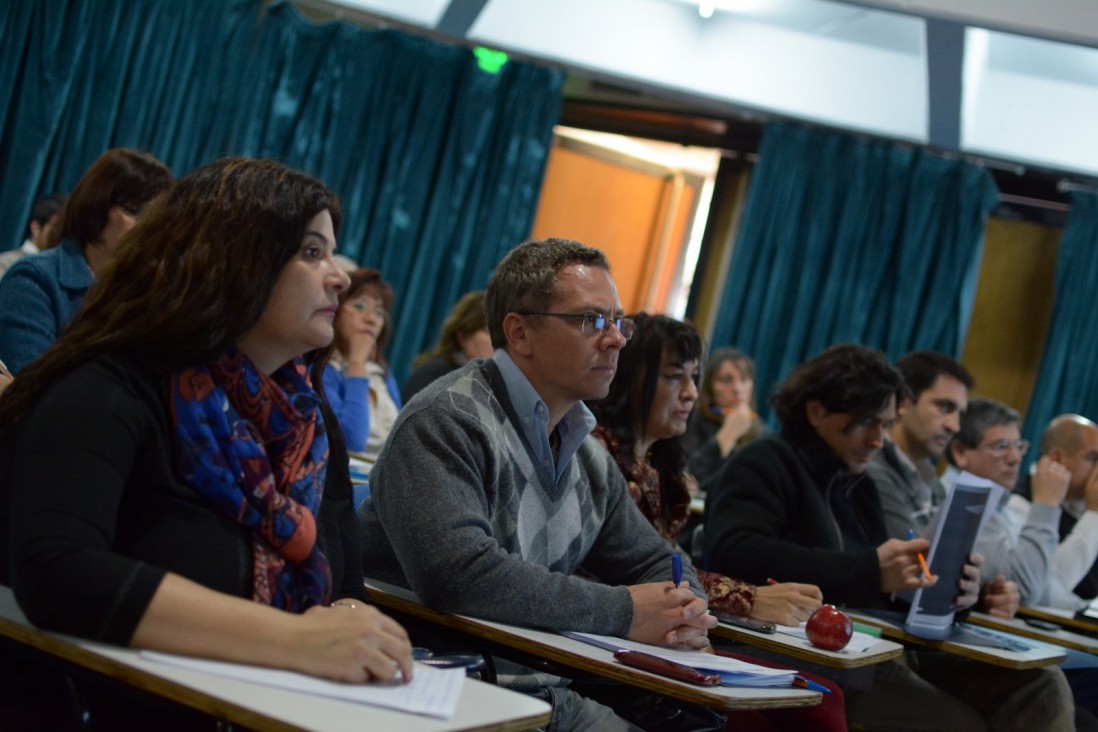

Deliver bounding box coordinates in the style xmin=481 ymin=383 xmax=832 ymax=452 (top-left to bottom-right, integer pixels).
xmin=966 ymin=614 xmax=1098 ymax=655
xmin=1018 ymin=605 xmax=1098 ymax=633
xmin=367 ymin=587 xmax=820 ymax=711
xmin=710 ymin=623 xmax=903 ymax=669
xmin=845 ymin=614 xmax=1066 ymax=669
xmin=0 ymin=616 xmax=303 ymax=732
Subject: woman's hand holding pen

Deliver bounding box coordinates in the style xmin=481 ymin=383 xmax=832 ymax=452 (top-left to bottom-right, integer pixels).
xmin=626 ymin=582 xmax=717 ymax=650
xmin=751 ymin=582 xmax=823 ymax=625
xmin=294 ymin=603 xmax=414 ymax=683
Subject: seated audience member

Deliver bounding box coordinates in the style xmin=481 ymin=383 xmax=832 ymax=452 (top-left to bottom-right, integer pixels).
xmin=948 ymin=398 xmax=1069 ymax=605
xmin=324 ymin=268 xmax=402 ymax=459
xmin=867 ymin=353 xmax=1021 ymax=617
xmin=590 ymin=313 xmax=845 ymax=732
xmin=401 ymin=290 xmax=492 ymax=402
xmin=869 ymin=351 xmax=974 ymax=540
xmin=1014 ymin=414 xmax=1098 ymax=603
xmin=0 ymin=159 xmax=413 ymax=724
xmin=362 ymin=238 xmax=716 ymax=730
xmin=704 ymin=344 xmax=1073 ymax=731
xmin=681 ymin=348 xmax=767 ymax=489
xmin=0 ymin=193 xmax=66 ymax=279
xmin=591 ymin=314 xmax=822 ymax=625
xmin=0 ymin=149 xmax=172 ymax=373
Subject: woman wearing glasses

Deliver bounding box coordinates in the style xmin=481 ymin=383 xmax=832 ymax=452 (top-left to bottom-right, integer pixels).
xmin=588 ymin=313 xmax=845 ymax=731
xmin=0 ymin=158 xmax=412 ymax=725
xmin=325 ymin=268 xmax=403 ymax=462
xmin=0 ymin=148 xmax=173 ymax=374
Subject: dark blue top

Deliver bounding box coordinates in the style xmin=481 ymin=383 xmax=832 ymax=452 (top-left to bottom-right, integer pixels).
xmin=0 ymin=238 xmax=94 ymax=373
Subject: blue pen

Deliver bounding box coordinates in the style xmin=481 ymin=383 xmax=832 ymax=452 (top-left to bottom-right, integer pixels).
xmin=794 ymin=675 xmax=832 ymax=694
xmin=672 ymin=552 xmax=683 ymax=586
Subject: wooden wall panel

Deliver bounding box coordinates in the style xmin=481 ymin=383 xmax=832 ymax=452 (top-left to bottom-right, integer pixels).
xmin=529 ymin=140 xmax=695 ymax=314
xmin=961 ymin=216 xmax=1061 ymax=413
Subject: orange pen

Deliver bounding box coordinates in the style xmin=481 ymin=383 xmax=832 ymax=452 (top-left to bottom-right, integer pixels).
xmin=908 ymin=529 xmax=935 ymax=582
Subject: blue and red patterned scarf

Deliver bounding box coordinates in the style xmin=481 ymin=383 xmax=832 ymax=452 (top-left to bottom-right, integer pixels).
xmin=170 ymin=346 xmax=331 ymax=610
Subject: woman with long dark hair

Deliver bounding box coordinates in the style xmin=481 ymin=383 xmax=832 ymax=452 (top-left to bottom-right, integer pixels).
xmin=0 ymin=159 xmax=412 ymax=694
xmin=590 ymin=313 xmax=845 ymax=732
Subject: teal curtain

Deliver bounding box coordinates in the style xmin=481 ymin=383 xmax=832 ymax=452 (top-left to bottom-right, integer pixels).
xmin=711 ymin=123 xmax=999 ymax=420
xmin=0 ymin=0 xmax=563 ymax=379
xmin=1021 ymin=191 xmax=1098 ymax=450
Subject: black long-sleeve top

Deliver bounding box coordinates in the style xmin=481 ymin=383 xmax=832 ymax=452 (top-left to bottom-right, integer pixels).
xmin=0 ymin=354 xmax=365 ymax=646
xmin=703 ymin=431 xmax=888 ymax=608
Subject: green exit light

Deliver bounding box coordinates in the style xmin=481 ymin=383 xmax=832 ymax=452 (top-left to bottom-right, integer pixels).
xmin=474 ymin=46 xmax=508 ymax=74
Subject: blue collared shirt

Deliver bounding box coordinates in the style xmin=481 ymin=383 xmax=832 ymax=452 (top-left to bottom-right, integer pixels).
xmin=492 ymin=349 xmax=597 ymax=484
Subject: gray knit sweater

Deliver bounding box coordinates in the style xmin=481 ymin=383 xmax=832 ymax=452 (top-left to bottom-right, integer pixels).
xmin=360 ymin=360 xmax=702 ymax=637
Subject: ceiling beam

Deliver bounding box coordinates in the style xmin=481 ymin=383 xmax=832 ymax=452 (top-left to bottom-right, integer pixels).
xmin=435 ymin=0 xmax=489 ymax=36
xmin=925 ymin=18 xmax=965 ymax=150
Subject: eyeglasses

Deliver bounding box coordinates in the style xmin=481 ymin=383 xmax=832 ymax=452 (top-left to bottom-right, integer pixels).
xmin=520 ymin=312 xmax=635 ymax=340
xmin=979 ymin=439 xmax=1030 ymax=457
xmin=348 ymin=301 xmax=387 ymax=320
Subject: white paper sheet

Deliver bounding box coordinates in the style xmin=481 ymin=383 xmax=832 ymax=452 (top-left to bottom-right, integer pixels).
xmin=772 ymin=623 xmax=882 ymax=653
xmin=140 ymin=652 xmax=464 ymax=719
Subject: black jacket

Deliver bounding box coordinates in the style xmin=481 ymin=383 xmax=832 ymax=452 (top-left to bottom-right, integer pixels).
xmin=703 ymin=431 xmax=887 ymax=607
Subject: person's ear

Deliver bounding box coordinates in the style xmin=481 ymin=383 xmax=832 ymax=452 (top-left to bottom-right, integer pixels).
xmin=897 ymin=396 xmax=913 ymax=419
xmin=502 ymin=313 xmax=533 ymax=357
xmin=951 ymin=442 xmax=968 ymax=469
xmin=805 ymin=400 xmax=827 ymax=428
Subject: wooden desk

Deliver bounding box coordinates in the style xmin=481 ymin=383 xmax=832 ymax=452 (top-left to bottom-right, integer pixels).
xmin=966 ymin=611 xmax=1098 ymax=655
xmin=846 ymin=611 xmax=1066 ymax=670
xmin=710 ymin=621 xmax=904 ymax=669
xmin=366 ymin=580 xmax=821 ymax=711
xmin=1018 ymin=604 xmax=1098 ymax=635
xmin=0 ymin=587 xmax=550 ymax=732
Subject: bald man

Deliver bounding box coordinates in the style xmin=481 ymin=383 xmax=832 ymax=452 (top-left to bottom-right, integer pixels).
xmin=1014 ymin=414 xmax=1098 ymax=606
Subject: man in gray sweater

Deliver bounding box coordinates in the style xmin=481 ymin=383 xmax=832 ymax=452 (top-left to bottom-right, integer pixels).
xmin=361 ymin=238 xmax=716 ymax=729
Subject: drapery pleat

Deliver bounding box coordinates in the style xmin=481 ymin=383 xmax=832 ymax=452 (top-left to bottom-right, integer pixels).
xmin=710 ymin=122 xmax=999 ymax=420
xmin=0 ymin=0 xmax=563 ymax=379
xmin=1022 ymin=191 xmax=1098 ymax=448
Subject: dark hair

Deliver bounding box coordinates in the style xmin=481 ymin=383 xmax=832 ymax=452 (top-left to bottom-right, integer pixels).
xmin=485 ymin=238 xmax=609 ymax=349
xmin=413 ymin=290 xmax=487 ymax=368
xmin=894 ymin=351 xmax=974 ymax=402
xmin=950 ymin=397 xmax=1020 ymax=453
xmin=335 ymin=268 xmax=395 ymax=370
xmin=590 ymin=313 xmax=702 ymax=497
xmin=0 ymin=157 xmax=341 ymax=438
xmin=50 ymin=149 xmax=173 ymax=251
xmin=696 ymin=347 xmax=756 ymax=425
xmin=29 ymin=194 xmax=66 ymax=228
xmin=771 ymin=343 xmax=903 ymax=437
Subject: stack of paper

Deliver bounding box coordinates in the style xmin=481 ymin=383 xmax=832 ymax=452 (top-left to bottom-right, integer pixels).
xmin=561 ymin=631 xmax=797 ymax=687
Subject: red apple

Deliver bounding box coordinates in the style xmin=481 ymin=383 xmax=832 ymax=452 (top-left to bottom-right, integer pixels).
xmin=805 ymin=604 xmax=853 ymax=651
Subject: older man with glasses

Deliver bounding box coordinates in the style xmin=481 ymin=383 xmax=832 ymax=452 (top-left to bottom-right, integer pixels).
xmin=947 ymin=397 xmax=1070 ymax=605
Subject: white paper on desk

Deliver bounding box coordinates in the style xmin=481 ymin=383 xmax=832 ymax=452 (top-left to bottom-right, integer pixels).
xmin=561 ymin=631 xmax=797 ymax=685
xmin=772 ymin=624 xmax=882 ymax=653
xmin=140 ymin=652 xmax=463 ymax=719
